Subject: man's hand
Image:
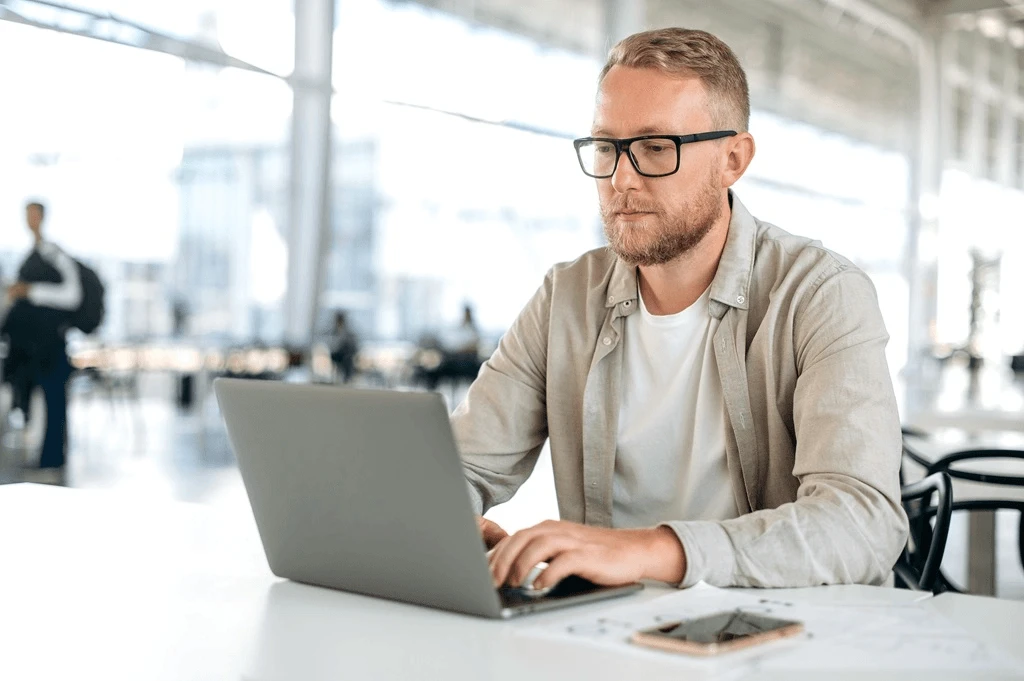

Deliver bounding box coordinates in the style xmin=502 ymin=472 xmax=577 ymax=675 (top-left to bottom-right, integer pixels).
xmin=487 ymin=520 xmax=686 ymax=590
xmin=7 ymin=282 xmax=29 ymax=301
xmin=477 ymin=516 xmax=509 ymax=549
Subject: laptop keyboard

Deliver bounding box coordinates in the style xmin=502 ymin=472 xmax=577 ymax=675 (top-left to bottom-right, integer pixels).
xmin=498 ymin=575 xmax=605 ymax=607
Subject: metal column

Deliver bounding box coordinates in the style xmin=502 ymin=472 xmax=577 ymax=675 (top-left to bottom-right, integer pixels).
xmin=905 ymin=20 xmax=944 ymax=387
xmin=284 ymin=0 xmax=335 ymax=349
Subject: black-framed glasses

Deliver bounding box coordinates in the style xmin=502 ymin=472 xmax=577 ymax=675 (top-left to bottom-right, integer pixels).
xmin=573 ymin=131 xmax=737 ymax=178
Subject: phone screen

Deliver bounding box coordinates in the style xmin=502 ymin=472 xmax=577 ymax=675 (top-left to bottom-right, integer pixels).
xmin=647 ymin=611 xmax=800 ymax=644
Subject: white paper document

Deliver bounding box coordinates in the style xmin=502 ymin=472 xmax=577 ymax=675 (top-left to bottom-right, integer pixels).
xmin=517 ymin=583 xmax=1023 ymax=677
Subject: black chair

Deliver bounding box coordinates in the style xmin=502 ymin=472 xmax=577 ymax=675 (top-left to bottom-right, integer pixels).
xmin=895 ymin=471 xmax=953 ymax=593
xmin=902 ymin=434 xmax=1024 ymax=593
xmin=899 ymin=425 xmax=929 ymax=487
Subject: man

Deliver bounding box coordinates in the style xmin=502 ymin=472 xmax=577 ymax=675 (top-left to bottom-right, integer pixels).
xmin=4 ymin=201 xmax=81 ymax=473
xmin=453 ymin=28 xmax=908 ymax=591
xmin=328 ymin=310 xmax=360 ymax=384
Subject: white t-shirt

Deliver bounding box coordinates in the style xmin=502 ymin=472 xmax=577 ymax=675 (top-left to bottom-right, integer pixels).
xmin=612 ymin=284 xmax=737 ymax=528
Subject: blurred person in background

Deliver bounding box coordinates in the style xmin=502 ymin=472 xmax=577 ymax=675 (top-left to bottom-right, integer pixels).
xmin=328 ymin=310 xmax=360 ymax=384
xmin=415 ymin=303 xmax=484 ymax=391
xmin=439 ymin=302 xmax=482 ymax=365
xmin=2 ymin=201 xmax=81 ymax=478
xmin=171 ymin=297 xmax=190 ymax=338
xmin=456 ymin=28 xmax=908 ymax=592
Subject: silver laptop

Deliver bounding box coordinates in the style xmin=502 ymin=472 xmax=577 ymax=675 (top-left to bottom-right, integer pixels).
xmin=214 ymin=378 xmax=642 ymax=618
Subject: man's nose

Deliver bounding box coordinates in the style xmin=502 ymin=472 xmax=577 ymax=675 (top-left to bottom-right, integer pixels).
xmin=610 ymin=149 xmax=643 ymax=193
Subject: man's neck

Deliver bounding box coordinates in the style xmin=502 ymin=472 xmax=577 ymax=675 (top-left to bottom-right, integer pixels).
xmin=637 ymin=198 xmax=732 ymax=316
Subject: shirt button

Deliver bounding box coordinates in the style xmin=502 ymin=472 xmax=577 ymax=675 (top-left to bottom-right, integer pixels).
xmin=623 ymin=300 xmax=631 ymax=307
xmin=736 ymin=295 xmax=745 ymax=304
xmin=603 ymin=337 xmax=612 ymax=346
xmin=607 ymin=295 xmax=614 ymax=304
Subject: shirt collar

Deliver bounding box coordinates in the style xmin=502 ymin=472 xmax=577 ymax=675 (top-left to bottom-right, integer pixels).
xmin=604 ymin=256 xmax=638 ymax=308
xmin=605 ymin=190 xmax=756 ymax=313
xmin=708 ymin=190 xmax=754 ymax=312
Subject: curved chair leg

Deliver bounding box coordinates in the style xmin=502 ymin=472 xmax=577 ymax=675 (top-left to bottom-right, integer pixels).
xmin=1019 ymin=512 xmax=1024 ymax=574
xmin=893 ymin=560 xmax=923 ymax=592
xmin=900 ymin=473 xmax=953 ymax=592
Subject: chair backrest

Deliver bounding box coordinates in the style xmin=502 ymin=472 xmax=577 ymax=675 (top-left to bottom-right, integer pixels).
xmin=897 ymin=471 xmax=953 ymax=593
xmin=922 ymin=447 xmax=1024 ymax=586
xmin=899 ymin=426 xmax=929 ymax=487
xmin=927 ymin=448 xmax=1024 ymax=486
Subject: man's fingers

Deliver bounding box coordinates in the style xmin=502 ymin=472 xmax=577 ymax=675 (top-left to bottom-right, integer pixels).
xmin=488 ymin=525 xmax=546 ymax=587
xmin=505 ymin=535 xmax=575 ymax=588
xmin=487 ymin=528 xmax=529 ymax=586
xmin=488 ymin=522 xmax=649 ymax=590
xmin=477 ymin=517 xmax=508 ymax=549
xmin=533 ymin=552 xmax=588 ymax=589
xmin=489 ymin=525 xmax=576 ymax=588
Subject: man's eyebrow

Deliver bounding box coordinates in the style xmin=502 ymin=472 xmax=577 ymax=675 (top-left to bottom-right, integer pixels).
xmin=633 ymin=127 xmax=674 ymax=136
xmin=589 ymin=127 xmax=675 ymax=137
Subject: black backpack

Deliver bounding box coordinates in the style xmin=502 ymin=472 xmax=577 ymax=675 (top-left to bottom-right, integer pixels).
xmin=70 ymin=260 xmax=105 ymax=334
xmin=14 ymin=248 xmax=105 ymax=335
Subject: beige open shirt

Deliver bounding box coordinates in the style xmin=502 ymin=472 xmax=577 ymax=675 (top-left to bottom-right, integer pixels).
xmin=453 ymin=193 xmax=908 ymax=588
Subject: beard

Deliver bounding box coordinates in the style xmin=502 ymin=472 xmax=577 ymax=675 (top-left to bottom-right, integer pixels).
xmin=601 ymin=170 xmax=723 ymax=267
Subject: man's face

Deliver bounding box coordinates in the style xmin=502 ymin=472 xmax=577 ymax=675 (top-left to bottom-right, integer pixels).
xmin=593 ymin=66 xmax=726 ymax=267
xmin=25 ymin=206 xmax=43 ymax=234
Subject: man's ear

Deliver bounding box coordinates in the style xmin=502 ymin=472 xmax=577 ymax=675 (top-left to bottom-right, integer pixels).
xmin=721 ymin=133 xmax=755 ymax=188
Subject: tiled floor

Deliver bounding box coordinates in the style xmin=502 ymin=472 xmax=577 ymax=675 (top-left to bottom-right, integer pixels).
xmin=1 ymin=372 xmax=1021 ymax=600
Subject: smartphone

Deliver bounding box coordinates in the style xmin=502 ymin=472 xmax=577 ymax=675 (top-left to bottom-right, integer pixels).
xmin=631 ymin=610 xmax=804 ymax=656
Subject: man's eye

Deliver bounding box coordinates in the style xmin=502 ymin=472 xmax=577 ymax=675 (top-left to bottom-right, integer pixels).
xmin=594 ymin=144 xmax=614 ymax=154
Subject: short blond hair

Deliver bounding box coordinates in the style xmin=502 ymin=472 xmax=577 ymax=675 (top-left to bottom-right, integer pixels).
xmin=600 ymin=28 xmax=750 ymax=132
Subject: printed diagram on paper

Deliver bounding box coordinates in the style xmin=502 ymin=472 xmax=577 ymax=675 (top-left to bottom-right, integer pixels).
xmin=517 ymin=583 xmax=1023 ymax=676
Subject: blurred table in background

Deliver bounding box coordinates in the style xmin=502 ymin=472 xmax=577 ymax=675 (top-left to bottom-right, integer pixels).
xmin=902 ymin=360 xmax=1024 ymax=434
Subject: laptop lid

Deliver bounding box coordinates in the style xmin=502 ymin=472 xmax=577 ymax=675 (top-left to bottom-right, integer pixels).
xmin=215 ymin=378 xmax=504 ymax=618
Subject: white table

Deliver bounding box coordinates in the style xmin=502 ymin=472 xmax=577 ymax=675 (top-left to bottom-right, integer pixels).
xmin=902 ymin=430 xmax=1024 ymax=595
xmin=928 ymin=591 xmax=1024 ymax=661
xmin=1 ymin=484 xmax=1022 ymax=681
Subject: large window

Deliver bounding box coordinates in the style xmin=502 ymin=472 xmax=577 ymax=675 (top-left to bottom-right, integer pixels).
xmin=2 ymin=0 xmax=920 ymax=375
xmin=0 ymin=6 xmax=291 ymax=342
